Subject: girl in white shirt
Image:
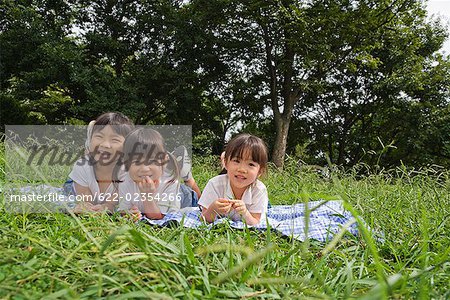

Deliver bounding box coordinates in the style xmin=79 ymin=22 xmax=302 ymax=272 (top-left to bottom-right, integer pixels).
xmin=117 ymin=127 xmax=180 ymax=220
xmin=199 ymin=134 xmax=269 ymax=225
xmin=68 ymin=112 xmax=134 ymax=213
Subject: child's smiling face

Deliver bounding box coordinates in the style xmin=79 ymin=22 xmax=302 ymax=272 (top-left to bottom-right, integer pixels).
xmin=225 ymin=150 xmax=261 ymax=195
xmin=89 ymin=125 xmax=125 ymax=164
xmin=128 ymin=158 xmax=164 ymax=183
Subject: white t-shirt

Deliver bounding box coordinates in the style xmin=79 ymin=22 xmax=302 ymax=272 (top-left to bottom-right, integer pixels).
xmin=69 ymin=157 xmax=125 ymax=204
xmin=117 ymin=170 xmax=181 ymax=215
xmin=198 ymin=174 xmax=268 ymax=221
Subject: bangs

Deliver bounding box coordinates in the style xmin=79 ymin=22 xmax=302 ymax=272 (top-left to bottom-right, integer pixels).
xmin=92 ymin=124 xmax=133 ymax=138
xmin=225 ymin=135 xmax=268 ymax=166
xmin=92 ymin=112 xmax=134 ymax=137
xmin=229 ymin=145 xmax=266 ymax=165
xmin=127 ymin=143 xmax=166 ymax=162
xmin=122 ymin=128 xmax=167 ymax=166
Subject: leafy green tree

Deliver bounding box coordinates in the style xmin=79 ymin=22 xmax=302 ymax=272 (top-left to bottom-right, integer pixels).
xmin=187 ymin=0 xmax=450 ymax=168
xmin=301 ymin=20 xmax=450 ymax=167
xmin=1 ymin=0 xmax=78 ymax=126
xmin=69 ymin=0 xmax=210 ymax=128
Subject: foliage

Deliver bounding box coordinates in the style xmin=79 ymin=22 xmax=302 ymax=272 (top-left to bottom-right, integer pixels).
xmin=0 ymin=154 xmax=449 ymax=298
xmin=186 ymin=0 xmax=450 ymax=167
xmin=1 ymin=0 xmax=449 ymax=168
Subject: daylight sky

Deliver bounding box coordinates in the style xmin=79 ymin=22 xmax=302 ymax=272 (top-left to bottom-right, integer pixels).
xmin=427 ymin=0 xmax=450 ymax=55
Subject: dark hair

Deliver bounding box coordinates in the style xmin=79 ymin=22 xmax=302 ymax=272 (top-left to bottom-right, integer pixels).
xmin=91 ymin=112 xmax=134 ymax=138
xmin=86 ymin=112 xmax=135 ymax=196
xmin=120 ymin=127 xmax=179 ymax=181
xmin=224 ymin=133 xmax=268 ymax=175
xmin=85 ymin=112 xmax=134 ymax=152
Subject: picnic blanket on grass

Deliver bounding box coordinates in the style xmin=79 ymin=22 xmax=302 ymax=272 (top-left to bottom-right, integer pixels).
xmin=4 ymin=185 xmax=360 ymax=242
xmin=141 ymin=200 xmax=360 ymax=242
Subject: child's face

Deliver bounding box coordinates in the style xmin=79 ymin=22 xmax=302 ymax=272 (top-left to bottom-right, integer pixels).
xmin=89 ymin=125 xmax=125 ymax=164
xmin=225 ymin=151 xmax=261 ymax=191
xmin=128 ymin=158 xmax=164 ymax=183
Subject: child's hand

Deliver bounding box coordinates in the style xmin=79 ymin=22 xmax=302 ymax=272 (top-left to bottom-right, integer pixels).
xmin=229 ymin=199 xmax=248 ymax=215
xmin=137 ymin=176 xmax=159 ymax=194
xmin=73 ymin=202 xmax=96 ymax=214
xmin=91 ymin=204 xmax=109 ymax=212
xmin=73 ymin=202 xmax=109 ymax=214
xmin=129 ymin=205 xmax=142 ymax=222
xmin=212 ymin=198 xmax=232 ymax=215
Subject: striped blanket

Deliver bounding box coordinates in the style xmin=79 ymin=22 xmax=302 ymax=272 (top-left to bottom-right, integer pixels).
xmin=4 ymin=185 xmax=360 ymax=242
xmin=141 ymin=200 xmax=360 ymax=242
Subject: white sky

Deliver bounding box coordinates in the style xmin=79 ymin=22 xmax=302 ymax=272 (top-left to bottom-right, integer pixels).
xmin=427 ymin=0 xmax=450 ymax=55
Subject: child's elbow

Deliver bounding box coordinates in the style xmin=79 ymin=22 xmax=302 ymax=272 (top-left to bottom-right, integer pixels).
xmin=144 ymin=212 xmax=164 ymax=220
xmin=245 ymin=212 xmax=261 ymax=225
xmin=247 ymin=219 xmax=260 ymax=226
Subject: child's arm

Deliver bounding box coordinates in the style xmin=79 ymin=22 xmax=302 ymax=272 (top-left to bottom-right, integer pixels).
xmin=73 ymin=182 xmax=93 ymax=201
xmin=73 ymin=182 xmax=113 ymax=212
xmin=198 ymin=176 xmax=230 ymax=222
xmin=102 ymin=198 xmax=117 ymax=212
xmin=201 ymin=198 xmax=232 ymax=223
xmin=72 ymin=183 xmax=107 ymax=213
xmin=141 ymin=196 xmax=164 ymax=219
xmin=229 ymin=199 xmax=262 ymax=225
xmin=139 ymin=177 xmax=164 ymax=220
xmin=184 ymin=177 xmax=202 ymax=197
xmin=70 ymin=161 xmax=113 ymax=213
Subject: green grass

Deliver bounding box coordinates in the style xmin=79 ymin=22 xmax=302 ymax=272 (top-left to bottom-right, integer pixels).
xmin=0 ymin=149 xmax=449 ymax=299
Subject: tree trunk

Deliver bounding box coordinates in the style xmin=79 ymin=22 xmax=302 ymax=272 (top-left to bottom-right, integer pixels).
xmin=272 ymin=114 xmax=291 ymax=169
xmin=260 ymin=21 xmax=297 ymax=169
xmin=337 ymin=136 xmax=346 ymax=165
xmin=328 ymin=133 xmax=333 ymax=163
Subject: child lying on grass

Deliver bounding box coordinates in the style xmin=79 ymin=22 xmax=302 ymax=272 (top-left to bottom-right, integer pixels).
xmin=199 ymin=134 xmax=269 ymax=225
xmin=117 ymin=127 xmax=181 ymax=220
xmin=66 ymin=112 xmax=134 ymax=213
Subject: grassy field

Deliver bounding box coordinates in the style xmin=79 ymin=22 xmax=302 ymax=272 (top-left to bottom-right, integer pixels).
xmin=0 ymin=149 xmax=449 ymax=299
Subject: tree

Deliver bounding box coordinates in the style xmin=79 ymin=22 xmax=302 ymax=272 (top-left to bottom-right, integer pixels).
xmin=299 ymin=11 xmax=450 ymax=167
xmin=187 ymin=0 xmax=449 ymax=168
xmin=69 ymin=0 xmax=210 ymax=128
xmin=0 ymin=0 xmax=78 ymax=126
